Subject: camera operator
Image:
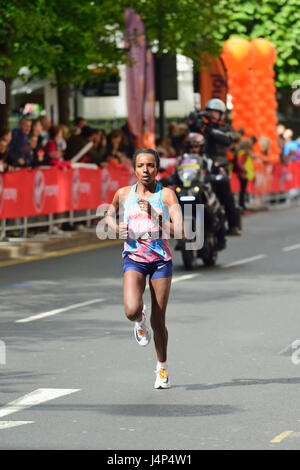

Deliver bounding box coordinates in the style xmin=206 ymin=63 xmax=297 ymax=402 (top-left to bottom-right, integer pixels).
xmin=189 ymin=99 xmax=242 ymax=236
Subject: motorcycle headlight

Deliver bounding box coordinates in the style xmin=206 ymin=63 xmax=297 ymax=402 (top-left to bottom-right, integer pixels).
xmin=193 ymin=186 xmax=200 ymax=193
xmin=176 ymin=187 xmax=181 ymax=193
xmin=179 ymin=195 xmax=196 ymax=202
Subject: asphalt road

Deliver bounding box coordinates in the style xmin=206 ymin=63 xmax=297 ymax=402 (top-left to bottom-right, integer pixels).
xmin=0 ymin=204 xmax=300 ymax=450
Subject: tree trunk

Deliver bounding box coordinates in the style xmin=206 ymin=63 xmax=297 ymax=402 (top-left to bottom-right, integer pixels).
xmin=0 ymin=78 xmax=12 ymax=134
xmin=57 ymin=82 xmax=70 ymax=126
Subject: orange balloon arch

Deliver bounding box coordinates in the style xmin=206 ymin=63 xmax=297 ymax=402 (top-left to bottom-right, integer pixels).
xmin=222 ymin=37 xmax=279 ymax=173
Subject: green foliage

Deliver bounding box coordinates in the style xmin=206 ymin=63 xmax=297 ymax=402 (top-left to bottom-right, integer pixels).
xmin=0 ymin=0 xmax=297 ymax=93
xmin=0 ymin=0 xmax=54 ymax=79
xmin=126 ymin=0 xmax=224 ymax=60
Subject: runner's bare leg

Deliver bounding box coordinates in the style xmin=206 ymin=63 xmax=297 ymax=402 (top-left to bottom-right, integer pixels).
xmin=149 ymin=276 xmax=172 ymax=363
xmin=123 ymin=270 xmax=146 ymax=321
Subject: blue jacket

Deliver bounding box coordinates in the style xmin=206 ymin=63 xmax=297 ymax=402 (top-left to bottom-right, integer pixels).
xmin=9 ymin=128 xmax=32 ymax=166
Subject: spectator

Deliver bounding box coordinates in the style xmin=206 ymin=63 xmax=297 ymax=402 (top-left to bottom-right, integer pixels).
xmin=296 ymin=138 xmax=300 ymax=161
xmin=58 ymin=124 xmax=69 ymax=151
xmin=105 ymin=129 xmax=131 ymax=166
xmin=79 ymin=128 xmax=108 ymax=167
xmin=174 ymin=123 xmax=189 ymax=156
xmin=31 ymin=119 xmax=44 ymax=147
xmin=39 ymin=115 xmax=51 ymax=147
xmin=29 ymin=134 xmax=49 ymax=168
xmin=283 ymin=129 xmax=299 ymax=159
xmin=0 ymin=129 xmax=12 ymax=146
xmin=227 ymin=131 xmax=242 ymax=172
xmin=156 ymin=137 xmax=176 ymax=158
xmin=8 ymin=117 xmax=32 ymax=167
xmin=0 ymin=140 xmax=11 ymax=172
xmin=0 ymin=138 xmax=14 ymax=173
xmin=74 ymin=117 xmax=87 ymax=134
xmin=121 ymin=121 xmax=136 ymax=158
xmin=97 ymin=130 xmax=108 ymax=163
xmin=45 ymin=125 xmax=70 ymax=169
xmin=64 ymin=125 xmax=93 ymax=161
xmin=234 ymin=138 xmax=254 ymax=213
xmin=168 ymin=121 xmax=179 ymax=150
xmin=277 ymin=124 xmax=285 ymax=140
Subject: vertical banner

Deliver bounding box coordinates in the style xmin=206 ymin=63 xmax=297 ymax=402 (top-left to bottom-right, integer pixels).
xmin=142 ymin=48 xmax=156 ymax=148
xmin=124 ymin=8 xmax=146 ymax=149
xmin=199 ymin=54 xmax=227 ymax=110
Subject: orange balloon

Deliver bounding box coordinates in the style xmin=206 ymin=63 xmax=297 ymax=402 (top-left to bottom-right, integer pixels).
xmin=251 ymin=38 xmax=277 ymax=69
xmin=222 ymin=37 xmax=251 ymax=75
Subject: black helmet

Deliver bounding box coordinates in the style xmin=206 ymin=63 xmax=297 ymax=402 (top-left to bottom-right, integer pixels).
xmin=205 ymin=99 xmax=226 ymax=120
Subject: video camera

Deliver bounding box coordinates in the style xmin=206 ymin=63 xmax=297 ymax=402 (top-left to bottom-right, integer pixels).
xmin=188 ymin=109 xmax=210 ymax=133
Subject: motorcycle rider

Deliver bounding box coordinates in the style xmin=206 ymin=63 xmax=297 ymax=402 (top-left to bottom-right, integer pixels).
xmin=188 ymin=99 xmax=242 ymax=236
xmin=161 ymin=132 xmax=226 ymax=254
xmin=160 ymin=133 xmax=204 ymax=188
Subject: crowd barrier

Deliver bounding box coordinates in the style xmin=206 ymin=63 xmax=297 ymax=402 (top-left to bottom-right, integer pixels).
xmin=0 ymin=160 xmax=300 ymax=239
xmin=158 ymin=159 xmax=300 ymax=206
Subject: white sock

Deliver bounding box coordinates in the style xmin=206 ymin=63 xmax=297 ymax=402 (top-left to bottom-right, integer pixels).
xmin=136 ymin=305 xmax=146 ymax=324
xmin=157 ymin=361 xmax=168 ymax=370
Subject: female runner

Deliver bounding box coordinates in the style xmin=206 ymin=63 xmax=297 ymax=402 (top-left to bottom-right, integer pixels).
xmin=105 ymin=148 xmax=184 ymax=389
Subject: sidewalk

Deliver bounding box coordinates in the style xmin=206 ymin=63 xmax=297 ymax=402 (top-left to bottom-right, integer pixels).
xmin=0 ymin=228 xmax=121 ymax=262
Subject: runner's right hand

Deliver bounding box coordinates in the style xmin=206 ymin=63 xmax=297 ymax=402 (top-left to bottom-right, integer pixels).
xmin=119 ymin=222 xmax=128 ymax=239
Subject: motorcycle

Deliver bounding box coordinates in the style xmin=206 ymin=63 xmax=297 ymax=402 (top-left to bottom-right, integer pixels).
xmin=161 ymin=152 xmax=227 ymax=270
xmin=207 ymin=159 xmax=243 ymax=232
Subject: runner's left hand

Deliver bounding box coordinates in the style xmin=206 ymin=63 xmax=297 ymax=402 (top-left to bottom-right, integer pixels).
xmin=137 ymin=199 xmax=152 ymax=215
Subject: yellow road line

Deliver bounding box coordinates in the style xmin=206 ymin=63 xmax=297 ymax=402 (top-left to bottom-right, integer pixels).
xmin=0 ymin=239 xmax=123 ymax=268
xmin=270 ymin=430 xmax=294 ymax=443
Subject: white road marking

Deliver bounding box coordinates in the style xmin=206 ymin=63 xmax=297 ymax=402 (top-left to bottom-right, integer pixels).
xmin=0 ymin=421 xmax=34 ymax=430
xmin=282 ymin=243 xmax=300 ymax=252
xmin=15 ymin=298 xmax=105 ymax=323
xmin=270 ymin=430 xmax=294 ymax=443
xmin=221 ymin=254 xmax=267 ymax=269
xmin=145 ymin=273 xmax=198 ymax=289
xmin=172 ymin=274 xmax=199 ymax=283
xmin=0 ymin=388 xmax=80 ymax=419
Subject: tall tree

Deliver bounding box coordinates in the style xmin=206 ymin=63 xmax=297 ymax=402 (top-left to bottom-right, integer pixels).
xmin=42 ymin=0 xmax=125 ymax=125
xmin=0 ymin=0 xmax=53 ymax=133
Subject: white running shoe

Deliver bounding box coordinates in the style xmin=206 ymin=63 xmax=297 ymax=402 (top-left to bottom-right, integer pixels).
xmin=134 ymin=305 xmax=151 ymax=347
xmin=154 ymin=367 xmax=171 ymax=389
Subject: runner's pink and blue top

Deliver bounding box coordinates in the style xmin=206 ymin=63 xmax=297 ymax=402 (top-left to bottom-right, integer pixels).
xmin=122 ymin=182 xmax=172 ymax=263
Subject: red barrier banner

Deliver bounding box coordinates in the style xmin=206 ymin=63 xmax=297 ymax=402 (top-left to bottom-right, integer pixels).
xmin=230 ymin=161 xmax=300 ymax=195
xmin=0 ymin=166 xmax=128 ymax=219
xmin=100 ymin=163 xmax=130 ymax=206
xmin=1 ymin=161 xmax=300 ymax=219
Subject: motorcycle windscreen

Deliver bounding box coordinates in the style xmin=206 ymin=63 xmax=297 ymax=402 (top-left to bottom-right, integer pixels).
xmin=177 ymin=157 xmax=201 ymax=188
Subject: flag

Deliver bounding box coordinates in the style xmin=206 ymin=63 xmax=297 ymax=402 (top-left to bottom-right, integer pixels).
xmin=199 ymin=54 xmax=227 ymax=110
xmin=125 ymin=8 xmax=155 ymax=149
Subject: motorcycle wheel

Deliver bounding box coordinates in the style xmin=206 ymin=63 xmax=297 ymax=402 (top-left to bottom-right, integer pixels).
xmin=201 ymin=232 xmax=218 ymax=266
xmin=202 ymin=249 xmax=218 ymax=266
xmin=181 ymin=248 xmax=197 ymax=270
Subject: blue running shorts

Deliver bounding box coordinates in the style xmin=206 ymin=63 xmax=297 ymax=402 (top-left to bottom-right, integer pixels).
xmin=123 ymin=256 xmax=173 ymax=279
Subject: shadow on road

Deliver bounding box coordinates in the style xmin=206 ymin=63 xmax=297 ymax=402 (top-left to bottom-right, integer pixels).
xmin=172 ymin=376 xmax=300 ymax=390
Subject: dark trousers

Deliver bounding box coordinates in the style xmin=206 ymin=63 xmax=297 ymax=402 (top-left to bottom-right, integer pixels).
xmin=214 ymin=179 xmax=238 ymax=230
xmin=239 ymin=177 xmax=248 ymax=210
